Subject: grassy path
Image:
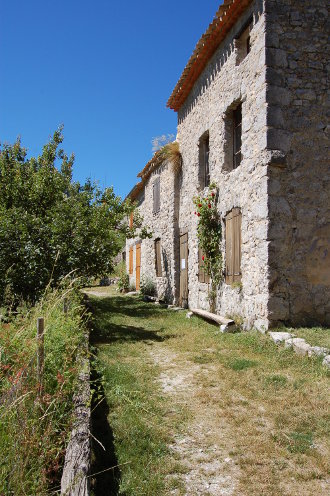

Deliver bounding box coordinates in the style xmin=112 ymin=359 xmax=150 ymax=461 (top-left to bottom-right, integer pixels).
xmin=87 ymin=288 xmax=329 ymax=496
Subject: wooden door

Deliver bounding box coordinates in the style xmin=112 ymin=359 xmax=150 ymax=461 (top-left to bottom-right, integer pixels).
xmin=136 ymin=243 xmax=141 ymax=291
xmin=179 ymin=233 xmax=188 ymax=307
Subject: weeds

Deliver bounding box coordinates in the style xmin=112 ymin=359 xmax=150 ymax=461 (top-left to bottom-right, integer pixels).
xmin=0 ymin=286 xmax=86 ymax=495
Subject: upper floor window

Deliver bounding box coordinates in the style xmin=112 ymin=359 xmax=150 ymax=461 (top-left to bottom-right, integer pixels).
xmin=199 ymin=132 xmax=210 ymax=189
xmin=153 ymin=176 xmax=160 ymax=214
xmin=235 ymin=17 xmax=253 ymax=65
xmin=233 ymin=104 xmax=242 ymax=169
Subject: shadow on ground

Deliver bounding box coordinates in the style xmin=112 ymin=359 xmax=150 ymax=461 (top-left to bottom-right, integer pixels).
xmin=89 ymin=295 xmax=170 ymax=345
xmin=90 ymin=364 xmax=123 ymax=496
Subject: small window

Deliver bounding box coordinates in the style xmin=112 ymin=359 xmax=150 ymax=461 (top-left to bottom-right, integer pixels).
xmin=129 ymin=246 xmax=133 ymax=274
xmin=198 ymin=247 xmax=210 ymax=284
xmin=153 ymin=177 xmax=160 ymax=214
xmin=233 ymin=104 xmax=242 ymax=169
xmin=199 ymin=132 xmax=210 ymax=189
xmin=223 ymin=102 xmax=243 ymax=172
xmin=155 ymin=238 xmax=162 ymax=277
xmin=225 ymin=208 xmax=242 ymax=284
xmin=235 ymin=18 xmax=253 ymax=65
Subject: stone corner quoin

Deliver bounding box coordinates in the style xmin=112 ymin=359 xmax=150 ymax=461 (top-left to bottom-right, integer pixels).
xmin=124 ymin=0 xmax=329 ymax=331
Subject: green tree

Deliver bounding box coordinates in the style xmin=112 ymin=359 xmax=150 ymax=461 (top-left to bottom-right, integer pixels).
xmin=0 ymin=128 xmax=145 ymax=304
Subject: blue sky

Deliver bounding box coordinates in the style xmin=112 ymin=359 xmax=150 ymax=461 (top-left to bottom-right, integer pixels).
xmin=1 ymin=1 xmax=222 ymax=198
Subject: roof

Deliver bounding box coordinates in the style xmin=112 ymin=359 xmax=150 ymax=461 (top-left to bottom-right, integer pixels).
xmin=126 ymin=148 xmax=168 ymax=202
xmin=167 ymin=0 xmax=253 ymax=111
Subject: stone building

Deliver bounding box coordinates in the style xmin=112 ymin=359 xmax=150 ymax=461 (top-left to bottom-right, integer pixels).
xmin=126 ymin=0 xmax=329 ymax=330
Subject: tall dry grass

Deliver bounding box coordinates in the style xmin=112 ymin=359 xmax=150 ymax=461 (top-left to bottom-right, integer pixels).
xmin=0 ymin=284 xmax=87 ymax=495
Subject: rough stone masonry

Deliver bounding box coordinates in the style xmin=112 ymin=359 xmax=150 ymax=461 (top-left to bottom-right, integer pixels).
xmin=126 ymin=0 xmax=329 ymax=331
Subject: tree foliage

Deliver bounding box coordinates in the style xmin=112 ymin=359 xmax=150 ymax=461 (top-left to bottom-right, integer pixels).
xmin=0 ymin=128 xmax=144 ymax=304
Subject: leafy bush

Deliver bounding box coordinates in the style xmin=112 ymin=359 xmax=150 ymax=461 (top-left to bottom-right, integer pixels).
xmin=140 ymin=275 xmax=156 ymax=297
xmin=118 ymin=270 xmax=129 ymax=293
xmin=0 ymin=128 xmax=142 ymax=305
xmin=0 ymin=285 xmax=86 ymax=495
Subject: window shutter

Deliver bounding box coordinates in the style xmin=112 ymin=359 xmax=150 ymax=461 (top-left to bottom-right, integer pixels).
xmin=129 ymin=247 xmax=133 ymax=274
xmin=153 ymin=177 xmax=160 ymax=214
xmin=198 ymin=247 xmax=210 ymax=284
xmin=226 ymin=211 xmax=234 ymax=284
xmin=155 ymin=239 xmax=162 ymax=277
xmin=198 ymin=247 xmax=205 ymax=283
xmin=129 ymin=212 xmax=133 ymax=229
xmin=233 ymin=209 xmax=242 ymax=282
xmin=225 ymin=209 xmax=242 ymax=284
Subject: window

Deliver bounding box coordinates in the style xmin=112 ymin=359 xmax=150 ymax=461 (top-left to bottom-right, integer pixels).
xmin=235 ymin=18 xmax=253 ymax=65
xmin=223 ymin=102 xmax=243 ymax=172
xmin=233 ymin=104 xmax=242 ymax=169
xmin=198 ymin=247 xmax=210 ymax=284
xmin=155 ymin=238 xmax=162 ymax=277
xmin=225 ymin=208 xmax=242 ymax=284
xmin=129 ymin=246 xmax=133 ymax=274
xmin=199 ymin=132 xmax=210 ymax=189
xmin=153 ymin=176 xmax=160 ymax=214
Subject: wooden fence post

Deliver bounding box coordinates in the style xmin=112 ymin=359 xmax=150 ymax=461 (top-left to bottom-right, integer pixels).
xmin=37 ymin=317 xmax=44 ymax=394
xmin=63 ymin=298 xmax=68 ymax=317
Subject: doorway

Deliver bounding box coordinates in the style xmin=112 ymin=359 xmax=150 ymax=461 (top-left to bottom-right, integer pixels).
xmin=179 ymin=233 xmax=188 ymax=307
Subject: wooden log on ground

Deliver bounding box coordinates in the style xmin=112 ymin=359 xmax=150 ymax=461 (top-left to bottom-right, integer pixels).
xmin=61 ymin=333 xmax=90 ymax=496
xmin=190 ymin=308 xmax=235 ymax=327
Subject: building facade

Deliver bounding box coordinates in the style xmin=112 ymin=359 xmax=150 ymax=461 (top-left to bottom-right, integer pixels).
xmin=126 ymin=0 xmax=329 ymax=330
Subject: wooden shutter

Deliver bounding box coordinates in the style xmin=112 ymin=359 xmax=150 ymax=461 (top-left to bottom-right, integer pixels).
xmin=129 ymin=246 xmax=133 ymax=274
xmin=155 ymin=239 xmax=162 ymax=277
xmin=129 ymin=212 xmax=133 ymax=229
xmin=225 ymin=208 xmax=242 ymax=284
xmin=153 ymin=177 xmax=160 ymax=214
xmin=198 ymin=247 xmax=210 ymax=284
xmin=233 ymin=209 xmax=242 ymax=282
xmin=198 ymin=247 xmax=205 ymax=283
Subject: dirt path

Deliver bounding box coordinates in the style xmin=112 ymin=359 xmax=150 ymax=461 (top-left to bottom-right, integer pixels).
xmin=149 ymin=346 xmax=240 ymax=495
xmin=88 ymin=289 xmax=330 ymax=496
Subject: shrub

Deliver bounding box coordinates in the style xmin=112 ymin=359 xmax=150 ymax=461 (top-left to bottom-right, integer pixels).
xmin=118 ymin=270 xmax=130 ymax=293
xmin=140 ymin=275 xmax=156 ymax=297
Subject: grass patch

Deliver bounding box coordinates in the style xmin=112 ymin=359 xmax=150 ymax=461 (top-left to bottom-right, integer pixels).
xmin=288 ymin=327 xmax=330 ymax=349
xmin=226 ymin=357 xmax=258 ymax=371
xmin=89 ymin=292 xmax=330 ymax=496
xmin=0 ymin=287 xmax=86 ymax=495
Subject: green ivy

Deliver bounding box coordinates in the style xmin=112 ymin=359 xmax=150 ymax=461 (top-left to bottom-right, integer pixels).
xmin=193 ymin=182 xmax=223 ymax=311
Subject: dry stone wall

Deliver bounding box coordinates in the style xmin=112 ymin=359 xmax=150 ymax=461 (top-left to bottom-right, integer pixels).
xmin=265 ymin=0 xmax=330 ymax=326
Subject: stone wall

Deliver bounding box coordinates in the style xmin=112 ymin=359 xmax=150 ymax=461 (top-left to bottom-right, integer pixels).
xmin=176 ymin=0 xmax=269 ymax=330
xmin=127 ymin=0 xmax=329 ymax=329
xmin=126 ymin=159 xmax=179 ymax=303
xmin=265 ymin=0 xmax=330 ymax=325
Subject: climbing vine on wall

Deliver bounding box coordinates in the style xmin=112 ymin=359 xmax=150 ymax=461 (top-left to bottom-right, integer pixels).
xmin=193 ymin=182 xmax=223 ymax=311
